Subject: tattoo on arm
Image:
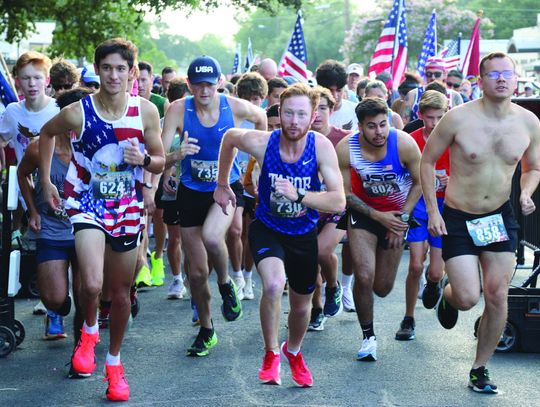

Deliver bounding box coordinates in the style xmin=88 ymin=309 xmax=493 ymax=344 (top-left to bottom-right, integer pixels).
xmin=346 ymin=194 xmax=373 ymax=218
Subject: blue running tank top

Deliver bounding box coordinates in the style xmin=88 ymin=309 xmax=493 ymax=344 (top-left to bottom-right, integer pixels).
xmin=256 ymin=129 xmax=321 ymax=235
xmin=181 ymin=94 xmax=240 ymax=192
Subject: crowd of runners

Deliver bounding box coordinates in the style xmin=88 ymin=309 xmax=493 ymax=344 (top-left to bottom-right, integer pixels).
xmin=1 ymin=37 xmax=539 ymax=402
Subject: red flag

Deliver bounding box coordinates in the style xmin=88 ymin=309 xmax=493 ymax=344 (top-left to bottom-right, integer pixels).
xmin=462 ymin=18 xmax=480 ymax=99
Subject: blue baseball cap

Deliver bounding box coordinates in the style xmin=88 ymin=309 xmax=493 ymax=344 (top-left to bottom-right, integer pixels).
xmin=81 ymin=65 xmax=100 ymax=85
xmin=187 ymin=55 xmax=221 ymax=85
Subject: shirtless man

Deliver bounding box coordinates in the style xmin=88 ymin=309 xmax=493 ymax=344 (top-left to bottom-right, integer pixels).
xmin=421 ymin=52 xmax=540 ymax=394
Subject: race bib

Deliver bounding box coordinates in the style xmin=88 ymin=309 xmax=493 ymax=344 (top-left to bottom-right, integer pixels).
xmin=466 ymin=213 xmax=509 ymax=247
xmin=91 ymin=171 xmax=133 ymax=200
xmin=191 ymin=159 xmax=218 ymax=182
xmin=161 ymin=177 xmax=177 ymax=202
xmin=269 ymin=191 xmax=306 ymax=218
xmin=46 ymin=198 xmax=69 ymax=221
xmin=363 ymin=180 xmax=399 ymax=197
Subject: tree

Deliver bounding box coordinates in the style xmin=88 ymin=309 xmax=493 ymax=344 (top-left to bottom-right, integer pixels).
xmin=234 ymin=0 xmax=353 ymax=74
xmin=0 ymin=0 xmax=303 ymax=60
xmin=456 ymin=0 xmax=540 ymax=39
xmin=341 ymin=0 xmax=494 ymax=68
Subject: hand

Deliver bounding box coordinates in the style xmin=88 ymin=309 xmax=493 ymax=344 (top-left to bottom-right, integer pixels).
xmin=373 ymin=210 xmax=408 ymax=235
xmin=124 ymin=138 xmax=144 ymax=166
xmin=427 ymin=211 xmax=447 ymax=237
xmin=28 ymin=212 xmax=41 ymax=232
xmin=435 ymin=172 xmax=449 ymax=189
xmin=385 ymin=230 xmax=404 ymax=249
xmin=143 ymin=186 xmax=156 ymax=216
xmin=274 ymin=177 xmax=298 ymax=201
xmin=42 ymin=181 xmax=62 ymax=212
xmin=177 ymin=131 xmax=200 ymax=161
xmin=520 ymin=193 xmax=536 ymax=216
xmin=213 ymin=184 xmax=236 ymax=215
xmin=162 ymin=176 xmax=176 ymax=195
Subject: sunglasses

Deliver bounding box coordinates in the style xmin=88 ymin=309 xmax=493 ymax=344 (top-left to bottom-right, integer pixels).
xmin=53 ymin=83 xmax=74 ymax=91
xmin=425 ymin=71 xmax=443 ymax=79
xmin=483 ymin=70 xmax=514 ymax=80
xmin=447 ymin=82 xmax=461 ymax=89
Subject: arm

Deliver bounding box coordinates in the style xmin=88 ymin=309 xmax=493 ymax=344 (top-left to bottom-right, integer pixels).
xmin=519 ymin=113 xmax=540 ymax=215
xmin=420 ymin=111 xmax=456 ymax=236
xmin=398 ymin=131 xmax=422 ymax=215
xmin=230 ymin=96 xmax=268 ymax=131
xmin=39 ymin=103 xmax=81 ymax=210
xmin=392 ymin=111 xmax=404 ymax=130
xmin=160 ymin=100 xmax=199 ymax=168
xmin=214 ymin=128 xmax=269 ymax=214
xmin=17 ymin=141 xmax=41 ymax=232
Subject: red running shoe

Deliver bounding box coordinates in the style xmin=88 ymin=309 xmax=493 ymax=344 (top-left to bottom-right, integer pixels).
xmin=258 ymin=351 xmax=281 ymax=385
xmin=104 ymin=364 xmax=130 ymax=401
xmin=71 ymin=329 xmax=99 ymax=375
xmin=281 ymin=341 xmax=313 ymax=387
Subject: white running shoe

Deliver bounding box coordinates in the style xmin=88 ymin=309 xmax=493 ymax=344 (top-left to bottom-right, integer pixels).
xmin=167 ymin=279 xmax=186 ymax=299
xmin=234 ymin=276 xmax=246 ymax=301
xmin=356 ymin=336 xmax=377 ymax=361
xmin=33 ymin=300 xmax=47 ymax=315
xmin=417 ymin=265 xmax=428 ymax=299
xmin=243 ymin=277 xmax=255 ymax=300
xmin=342 ymin=285 xmax=356 ymax=312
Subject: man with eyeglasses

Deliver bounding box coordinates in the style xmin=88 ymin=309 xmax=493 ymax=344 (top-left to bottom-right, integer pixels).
xmin=405 ymin=57 xmax=463 ymax=122
xmin=421 ymin=52 xmax=540 ymax=394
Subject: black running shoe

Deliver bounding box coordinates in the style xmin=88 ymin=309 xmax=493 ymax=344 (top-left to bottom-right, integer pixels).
xmin=422 ymin=280 xmax=442 ymax=309
xmin=186 ymin=327 xmax=218 ymax=357
xmin=130 ymin=286 xmax=140 ymax=319
xmin=308 ymin=308 xmax=326 ymax=331
xmin=219 ymin=280 xmax=242 ymax=322
xmin=395 ymin=317 xmax=415 ymax=340
xmin=323 ymin=282 xmax=343 ymax=317
xmin=469 ymin=366 xmax=498 ymax=394
xmin=437 ymin=295 xmax=458 ymax=329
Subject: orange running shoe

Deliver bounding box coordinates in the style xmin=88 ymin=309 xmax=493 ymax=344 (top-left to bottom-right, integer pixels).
xmin=104 ymin=364 xmax=130 ymax=401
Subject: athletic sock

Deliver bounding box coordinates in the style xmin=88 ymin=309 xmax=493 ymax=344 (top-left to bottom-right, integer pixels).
xmin=173 ymin=274 xmax=182 ymax=282
xmin=232 ymin=270 xmax=243 ymax=278
xmin=83 ymin=321 xmax=99 ymax=334
xmin=342 ymin=274 xmax=353 ymax=288
xmin=105 ymin=352 xmax=121 ymax=366
xmin=243 ymin=270 xmax=253 ymax=279
xmin=361 ymin=322 xmax=375 ymax=339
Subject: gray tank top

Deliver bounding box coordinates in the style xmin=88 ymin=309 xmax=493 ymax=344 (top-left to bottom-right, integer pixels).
xmin=34 ymin=153 xmax=73 ymax=241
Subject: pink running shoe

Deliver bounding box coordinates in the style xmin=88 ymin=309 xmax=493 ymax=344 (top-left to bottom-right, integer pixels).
xmin=281 ymin=341 xmax=313 ymax=387
xmin=71 ymin=329 xmax=99 ymax=375
xmin=104 ymin=364 xmax=130 ymax=401
xmin=258 ymin=351 xmax=281 ymax=385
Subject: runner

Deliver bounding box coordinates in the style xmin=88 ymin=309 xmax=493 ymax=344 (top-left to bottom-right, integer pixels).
xmin=307 ymin=86 xmax=349 ymax=331
xmin=39 ymin=38 xmax=165 ymax=401
xmin=161 ymin=55 xmax=266 ymax=356
xmin=421 ymin=52 xmax=540 ymax=394
xmin=364 ymin=80 xmax=404 ymax=129
xmin=214 ymin=82 xmax=345 ymax=387
xmin=394 ymin=90 xmax=449 ymax=341
xmin=335 ymin=97 xmax=422 ymax=361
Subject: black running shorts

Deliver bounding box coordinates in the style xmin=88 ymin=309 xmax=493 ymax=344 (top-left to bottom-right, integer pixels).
xmin=73 ymin=223 xmax=142 ymax=253
xmin=249 ymin=219 xmax=318 ymax=295
xmin=442 ymin=201 xmax=519 ymax=261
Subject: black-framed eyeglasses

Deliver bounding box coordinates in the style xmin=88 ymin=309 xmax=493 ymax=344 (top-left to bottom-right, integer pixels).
xmin=53 ymin=83 xmax=74 ymax=91
xmin=447 ymin=82 xmax=461 ymax=89
xmin=425 ymin=71 xmax=443 ymax=79
xmin=483 ymin=70 xmax=514 ymax=80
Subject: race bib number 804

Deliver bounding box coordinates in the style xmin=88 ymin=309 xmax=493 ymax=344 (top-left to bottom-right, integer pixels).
xmin=466 ymin=213 xmax=509 ymax=247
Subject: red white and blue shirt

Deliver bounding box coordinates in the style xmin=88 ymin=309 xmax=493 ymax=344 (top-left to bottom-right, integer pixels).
xmin=64 ymin=94 xmax=145 ymax=236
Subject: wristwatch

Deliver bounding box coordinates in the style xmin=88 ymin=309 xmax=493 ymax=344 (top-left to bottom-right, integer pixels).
xmin=400 ymin=213 xmax=410 ymax=223
xmin=142 ymin=153 xmax=151 ymax=167
xmin=295 ymin=188 xmax=306 ymax=203
xmin=143 ymin=182 xmax=153 ymax=189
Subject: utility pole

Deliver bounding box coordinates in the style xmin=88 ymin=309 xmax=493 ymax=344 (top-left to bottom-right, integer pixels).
xmin=344 ymin=0 xmax=351 ymax=31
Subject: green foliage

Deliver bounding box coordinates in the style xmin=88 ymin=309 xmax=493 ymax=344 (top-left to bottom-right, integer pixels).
xmin=456 ymin=0 xmax=540 ymax=39
xmin=234 ymin=0 xmax=350 ymax=73
xmin=341 ymin=0 xmax=494 ymax=68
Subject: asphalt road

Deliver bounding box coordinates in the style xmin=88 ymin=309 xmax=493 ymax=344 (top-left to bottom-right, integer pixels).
xmin=1 ymin=249 xmax=539 ymax=406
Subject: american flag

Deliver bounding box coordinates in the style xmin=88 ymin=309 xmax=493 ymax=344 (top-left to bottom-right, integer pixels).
xmin=0 ymin=66 xmax=17 ymax=107
xmin=416 ymin=10 xmax=437 ymax=79
xmin=462 ymin=18 xmax=481 ymax=99
xmin=278 ymin=13 xmax=308 ymax=82
xmin=368 ymin=0 xmax=408 ymax=90
xmin=232 ymin=44 xmax=241 ymax=74
xmin=440 ymin=34 xmax=461 ymax=71
xmin=244 ymin=38 xmax=254 ymax=72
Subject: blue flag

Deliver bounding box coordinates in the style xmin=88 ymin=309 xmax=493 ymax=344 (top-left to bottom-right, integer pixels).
xmin=0 ymin=68 xmax=17 ymax=107
xmin=416 ymin=10 xmax=437 ymax=79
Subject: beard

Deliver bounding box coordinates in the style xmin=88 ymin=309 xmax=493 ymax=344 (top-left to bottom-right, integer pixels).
xmin=280 ymin=123 xmax=311 ymax=142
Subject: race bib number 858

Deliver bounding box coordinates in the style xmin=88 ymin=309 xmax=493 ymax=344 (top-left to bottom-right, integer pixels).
xmin=466 ymin=213 xmax=509 ymax=247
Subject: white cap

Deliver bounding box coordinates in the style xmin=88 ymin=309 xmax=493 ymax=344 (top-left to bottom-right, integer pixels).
xmin=346 ymin=63 xmax=364 ymax=76
xmin=524 ymin=82 xmax=533 ymax=89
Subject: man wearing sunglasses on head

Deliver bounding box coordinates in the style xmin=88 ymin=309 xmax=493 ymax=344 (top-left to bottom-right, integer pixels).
xmin=421 ymin=52 xmax=540 ymax=395
xmin=405 ymin=57 xmax=463 ymax=122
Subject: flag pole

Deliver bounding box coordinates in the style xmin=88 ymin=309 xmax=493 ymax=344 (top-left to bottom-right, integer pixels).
xmin=391 ymin=0 xmax=403 ymax=77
